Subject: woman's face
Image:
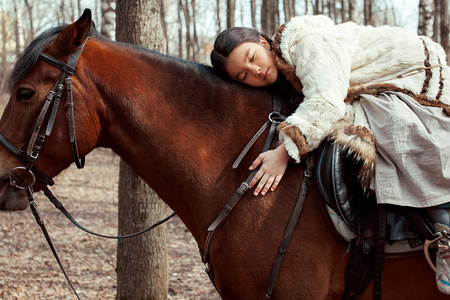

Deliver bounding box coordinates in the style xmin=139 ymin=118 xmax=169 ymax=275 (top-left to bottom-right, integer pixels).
xmin=224 ymin=38 xmax=278 ymax=87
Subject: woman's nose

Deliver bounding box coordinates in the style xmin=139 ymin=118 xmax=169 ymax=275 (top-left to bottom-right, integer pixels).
xmin=252 ymin=66 xmax=261 ymax=77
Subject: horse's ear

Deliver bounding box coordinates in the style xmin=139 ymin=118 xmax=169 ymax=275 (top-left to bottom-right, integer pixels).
xmin=72 ymin=9 xmax=92 ymax=47
xmin=48 ymin=9 xmax=92 ymax=58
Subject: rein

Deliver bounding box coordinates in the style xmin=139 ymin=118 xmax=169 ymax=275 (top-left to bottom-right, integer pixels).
xmin=0 ymin=38 xmax=174 ymax=299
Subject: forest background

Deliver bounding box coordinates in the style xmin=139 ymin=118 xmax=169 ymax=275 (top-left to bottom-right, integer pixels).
xmin=0 ymin=0 xmax=449 ymax=106
xmin=0 ymin=0 xmax=449 ymax=298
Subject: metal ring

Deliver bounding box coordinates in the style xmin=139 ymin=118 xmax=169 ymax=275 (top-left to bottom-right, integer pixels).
xmin=9 ymin=166 xmax=36 ymax=190
xmin=268 ymin=112 xmax=282 ymax=123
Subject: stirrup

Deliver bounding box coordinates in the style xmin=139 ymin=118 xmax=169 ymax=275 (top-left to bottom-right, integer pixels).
xmin=424 ymin=224 xmax=450 ymax=294
xmin=424 ymin=224 xmax=450 ymax=271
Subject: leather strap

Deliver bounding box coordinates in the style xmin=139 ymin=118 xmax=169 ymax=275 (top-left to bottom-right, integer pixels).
xmin=0 ymin=132 xmax=54 ymax=186
xmin=66 ymin=77 xmax=85 ymax=168
xmin=202 ymin=93 xmax=284 ymax=284
xmin=373 ymin=204 xmax=386 ymax=300
xmin=26 ymin=186 xmax=80 ymax=300
xmin=43 ymin=187 xmax=175 ymax=243
xmin=265 ymin=151 xmax=316 ymax=299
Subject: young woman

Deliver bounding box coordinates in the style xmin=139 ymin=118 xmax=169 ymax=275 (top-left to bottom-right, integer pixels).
xmin=211 ymin=15 xmax=450 ymax=290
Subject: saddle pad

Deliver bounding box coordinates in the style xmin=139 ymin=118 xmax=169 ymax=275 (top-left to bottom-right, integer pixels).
xmin=316 ymin=142 xmax=426 ymax=253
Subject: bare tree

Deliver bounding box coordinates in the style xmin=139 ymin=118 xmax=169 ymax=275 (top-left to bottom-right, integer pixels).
xmin=284 ymin=0 xmax=295 ymax=22
xmin=178 ymin=0 xmax=183 ymax=57
xmin=328 ymin=0 xmax=336 ymax=21
xmin=364 ymin=0 xmax=373 ymax=25
xmin=0 ymin=3 xmax=11 ymax=96
xmin=348 ymin=0 xmax=357 ymax=21
xmin=227 ymin=0 xmax=235 ymax=28
xmin=101 ymin=0 xmax=115 ymax=40
xmin=251 ymin=0 xmax=256 ymax=28
xmin=419 ymin=0 xmax=434 ymax=37
xmin=439 ymin=0 xmax=449 ymax=58
xmin=13 ymin=0 xmax=24 ymax=54
xmin=23 ymin=0 xmax=34 ymax=44
xmin=161 ymin=0 xmax=169 ymax=53
xmin=116 ymin=0 xmax=168 ymax=299
xmin=191 ymin=0 xmax=199 ymax=60
xmin=306 ymin=0 xmax=313 ymax=15
xmin=261 ymin=0 xmax=279 ymax=35
xmin=181 ymin=0 xmax=193 ymax=59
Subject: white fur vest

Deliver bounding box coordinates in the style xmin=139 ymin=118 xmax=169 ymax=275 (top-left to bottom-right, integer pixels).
xmin=273 ymin=15 xmax=450 ymax=163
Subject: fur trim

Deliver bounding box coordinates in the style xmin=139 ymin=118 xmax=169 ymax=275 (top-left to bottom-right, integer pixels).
xmin=272 ymin=24 xmax=304 ymax=95
xmin=346 ymin=83 xmax=450 ymax=115
xmin=328 ymin=119 xmax=376 ymax=188
xmin=277 ymin=121 xmax=310 ymax=163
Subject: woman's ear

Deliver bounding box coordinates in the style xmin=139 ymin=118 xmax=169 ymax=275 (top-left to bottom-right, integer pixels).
xmin=259 ymin=37 xmax=271 ymax=50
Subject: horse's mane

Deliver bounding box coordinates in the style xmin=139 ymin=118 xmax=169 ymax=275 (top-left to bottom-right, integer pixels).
xmin=9 ymin=23 xmax=220 ymax=89
xmin=9 ymin=25 xmax=105 ymax=89
xmin=9 ymin=23 xmax=300 ymax=110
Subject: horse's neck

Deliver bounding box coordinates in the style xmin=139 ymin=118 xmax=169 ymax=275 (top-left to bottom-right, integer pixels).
xmin=89 ymin=41 xmax=272 ymax=240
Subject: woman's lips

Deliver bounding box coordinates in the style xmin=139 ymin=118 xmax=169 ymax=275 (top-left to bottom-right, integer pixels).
xmin=263 ymin=68 xmax=269 ymax=81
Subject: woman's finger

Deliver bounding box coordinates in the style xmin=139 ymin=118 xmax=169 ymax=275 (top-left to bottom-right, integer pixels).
xmin=261 ymin=176 xmax=275 ymax=195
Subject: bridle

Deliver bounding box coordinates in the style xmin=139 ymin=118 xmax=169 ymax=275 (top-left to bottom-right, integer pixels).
xmin=0 ymin=38 xmax=90 ymax=300
xmin=0 ymin=38 xmax=174 ymax=299
xmin=0 ymin=39 xmax=88 ymax=191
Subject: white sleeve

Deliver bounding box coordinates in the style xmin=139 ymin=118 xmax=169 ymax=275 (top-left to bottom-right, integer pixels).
xmin=280 ymin=33 xmax=351 ymax=162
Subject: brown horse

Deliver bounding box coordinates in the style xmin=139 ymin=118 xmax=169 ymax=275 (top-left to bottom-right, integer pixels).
xmin=0 ymin=9 xmax=446 ymax=299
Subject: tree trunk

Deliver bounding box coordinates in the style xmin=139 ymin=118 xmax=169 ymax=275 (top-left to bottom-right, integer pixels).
xmin=364 ymin=0 xmax=373 ymax=26
xmin=178 ymin=0 xmax=183 ymax=58
xmin=0 ymin=3 xmax=8 ymax=93
xmin=305 ymin=0 xmax=313 ymax=16
xmin=161 ymin=0 xmax=169 ymax=54
xmin=348 ymin=0 xmax=357 ymax=21
xmin=191 ymin=0 xmax=198 ymax=60
xmin=101 ymin=0 xmax=116 ymax=40
xmin=250 ymin=0 xmax=256 ymax=28
xmin=261 ymin=0 xmax=279 ymax=35
xmin=115 ymin=0 xmax=168 ymax=299
xmin=24 ymin=0 xmax=34 ymax=44
xmin=283 ymin=0 xmax=295 ymax=22
xmin=13 ymin=0 xmax=24 ymax=54
xmin=182 ymin=0 xmax=193 ymax=60
xmin=227 ymin=0 xmax=235 ymax=28
xmin=439 ymin=0 xmax=449 ymax=59
xmin=418 ymin=0 xmax=435 ymax=37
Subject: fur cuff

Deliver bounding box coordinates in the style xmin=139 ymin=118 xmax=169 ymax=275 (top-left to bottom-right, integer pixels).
xmin=328 ymin=119 xmax=376 ymax=188
xmin=278 ymin=121 xmax=310 ymax=163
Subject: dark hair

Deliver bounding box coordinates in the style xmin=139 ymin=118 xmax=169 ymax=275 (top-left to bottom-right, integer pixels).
xmin=211 ymin=27 xmax=272 ymax=79
xmin=211 ymin=27 xmax=303 ymax=111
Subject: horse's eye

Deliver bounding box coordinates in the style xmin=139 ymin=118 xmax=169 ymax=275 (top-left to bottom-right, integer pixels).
xmin=16 ymin=88 xmax=35 ymax=102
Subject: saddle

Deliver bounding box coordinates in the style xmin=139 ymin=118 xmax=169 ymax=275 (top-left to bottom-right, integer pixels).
xmin=315 ymin=141 xmax=437 ymax=299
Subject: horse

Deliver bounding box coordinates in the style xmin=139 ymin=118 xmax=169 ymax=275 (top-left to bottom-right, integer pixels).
xmin=0 ymin=9 xmax=446 ymax=299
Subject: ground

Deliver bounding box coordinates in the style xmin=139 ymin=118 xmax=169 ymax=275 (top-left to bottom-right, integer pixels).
xmin=0 ymin=148 xmax=220 ymax=300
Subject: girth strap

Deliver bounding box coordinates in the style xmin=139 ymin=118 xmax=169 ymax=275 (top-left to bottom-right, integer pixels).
xmin=265 ymin=151 xmax=316 ymax=299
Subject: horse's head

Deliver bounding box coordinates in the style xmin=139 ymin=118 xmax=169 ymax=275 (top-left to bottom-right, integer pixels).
xmin=0 ymin=10 xmax=97 ymax=210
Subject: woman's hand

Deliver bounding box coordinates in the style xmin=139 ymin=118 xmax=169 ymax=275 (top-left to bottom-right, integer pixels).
xmin=249 ymin=143 xmax=290 ymax=196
